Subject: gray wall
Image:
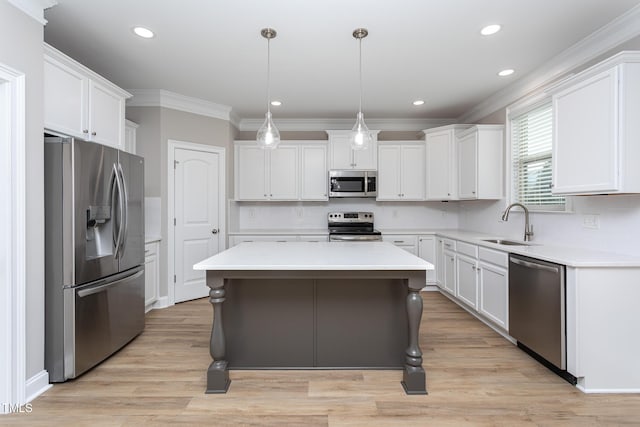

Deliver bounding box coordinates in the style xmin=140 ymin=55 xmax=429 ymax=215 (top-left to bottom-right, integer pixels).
xmin=126 ymin=107 xmax=234 ymax=300
xmin=0 ymin=1 xmax=45 ymax=379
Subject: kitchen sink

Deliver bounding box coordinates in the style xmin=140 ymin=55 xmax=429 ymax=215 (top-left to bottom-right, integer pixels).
xmin=481 ymin=238 xmax=532 ymax=246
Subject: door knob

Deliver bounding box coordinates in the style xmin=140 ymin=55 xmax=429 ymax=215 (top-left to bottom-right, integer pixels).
xmin=211 ymin=228 xmax=219 ymax=234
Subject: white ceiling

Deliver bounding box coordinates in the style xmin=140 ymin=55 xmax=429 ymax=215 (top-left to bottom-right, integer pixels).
xmin=43 ymin=0 xmax=640 ymax=124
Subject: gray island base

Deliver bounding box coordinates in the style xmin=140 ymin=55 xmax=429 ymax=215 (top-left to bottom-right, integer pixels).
xmin=194 ymin=242 xmax=431 ymax=395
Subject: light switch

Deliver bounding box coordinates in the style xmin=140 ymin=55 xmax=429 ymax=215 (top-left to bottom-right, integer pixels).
xmin=582 ymin=214 xmax=600 ymax=229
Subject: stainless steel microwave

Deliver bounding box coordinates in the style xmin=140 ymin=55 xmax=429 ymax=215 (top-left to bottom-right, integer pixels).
xmin=329 ymin=170 xmax=377 ymax=198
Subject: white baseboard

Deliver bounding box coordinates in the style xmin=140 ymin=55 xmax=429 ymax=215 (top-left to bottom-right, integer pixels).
xmin=421 ymin=284 xmax=439 ymax=292
xmin=151 ymin=296 xmax=173 ymax=310
xmin=25 ymin=370 xmax=51 ymax=403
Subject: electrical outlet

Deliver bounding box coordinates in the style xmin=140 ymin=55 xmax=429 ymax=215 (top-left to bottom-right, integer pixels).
xmin=582 ymin=214 xmax=600 ymax=229
xmin=249 ymin=208 xmax=256 ymax=219
xmin=296 ymin=207 xmax=304 ymax=218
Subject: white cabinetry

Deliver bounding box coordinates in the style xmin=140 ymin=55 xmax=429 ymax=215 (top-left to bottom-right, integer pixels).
xmin=44 ymin=43 xmax=130 ymax=150
xmin=228 ymin=234 xmax=325 ymax=246
xmin=235 ymin=141 xmax=328 ymax=201
xmin=477 ymin=247 xmax=508 ymax=330
xmin=383 ymin=235 xmax=417 ymax=255
xmin=550 ymin=52 xmax=640 ymax=195
xmin=300 ymin=144 xmax=328 ymax=200
xmin=435 ymin=237 xmax=445 ymax=286
xmin=144 ymin=241 xmax=159 ymax=311
xmin=424 ymin=125 xmax=471 ymax=200
xmin=418 ymin=235 xmax=436 ymax=285
xmin=443 ymin=249 xmax=457 ymax=296
xmin=455 ymin=242 xmax=479 ymax=309
xmin=457 ymin=125 xmax=504 ymax=200
xmin=124 ymin=120 xmax=138 ymax=154
xmin=377 ymin=142 xmax=425 ymax=201
xmin=327 ymin=130 xmax=379 ymax=170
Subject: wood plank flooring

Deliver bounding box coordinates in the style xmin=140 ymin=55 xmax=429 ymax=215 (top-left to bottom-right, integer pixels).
xmin=3 ymin=291 xmax=640 ymax=426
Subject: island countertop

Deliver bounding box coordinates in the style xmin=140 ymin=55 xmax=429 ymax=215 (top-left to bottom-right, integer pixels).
xmin=193 ymin=241 xmax=433 ymax=271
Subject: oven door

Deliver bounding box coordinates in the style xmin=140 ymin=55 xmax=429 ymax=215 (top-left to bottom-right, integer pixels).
xmin=329 ymin=170 xmax=366 ymax=197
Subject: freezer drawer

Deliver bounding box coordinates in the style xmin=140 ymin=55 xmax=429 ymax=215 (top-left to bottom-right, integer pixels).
xmin=62 ymin=267 xmax=145 ymax=380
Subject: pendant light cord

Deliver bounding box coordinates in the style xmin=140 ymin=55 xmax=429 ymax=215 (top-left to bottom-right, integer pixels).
xmin=358 ymin=36 xmax=363 ymax=114
xmin=267 ymin=37 xmax=271 ymax=115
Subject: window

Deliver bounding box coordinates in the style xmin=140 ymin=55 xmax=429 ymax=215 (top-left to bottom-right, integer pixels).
xmin=510 ymin=101 xmax=565 ymax=211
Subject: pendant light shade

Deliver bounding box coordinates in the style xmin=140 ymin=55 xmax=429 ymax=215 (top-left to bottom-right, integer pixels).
xmin=257 ymin=28 xmax=280 ymax=149
xmin=351 ymin=28 xmax=371 ymax=151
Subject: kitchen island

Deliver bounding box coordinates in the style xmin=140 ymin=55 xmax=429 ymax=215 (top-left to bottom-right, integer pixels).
xmin=193 ymin=241 xmax=432 ymax=395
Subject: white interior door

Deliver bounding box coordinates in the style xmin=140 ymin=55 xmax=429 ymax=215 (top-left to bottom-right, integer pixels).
xmin=174 ymin=148 xmax=221 ymax=303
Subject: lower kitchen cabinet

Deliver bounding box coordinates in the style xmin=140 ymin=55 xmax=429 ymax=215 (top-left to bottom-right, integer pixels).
xmin=456 ymin=254 xmax=478 ymax=309
xmin=443 ymin=250 xmax=456 ymax=296
xmin=382 ymin=234 xmax=417 ymax=255
xmin=144 ymin=241 xmax=159 ymax=311
xmin=477 ymin=246 xmax=509 ymax=330
xmin=228 ymin=234 xmax=327 ymax=247
xmin=418 ymin=235 xmax=436 ymax=285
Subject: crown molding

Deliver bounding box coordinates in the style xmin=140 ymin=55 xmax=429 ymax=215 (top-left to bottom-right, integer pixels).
xmin=238 ymin=117 xmax=454 ymax=132
xmin=126 ymin=89 xmax=236 ymax=124
xmin=457 ymin=4 xmax=640 ymax=123
xmin=7 ymin=0 xmax=57 ymax=25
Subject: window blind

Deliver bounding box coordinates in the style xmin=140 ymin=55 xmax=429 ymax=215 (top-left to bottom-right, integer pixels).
xmin=511 ymin=102 xmax=565 ymax=210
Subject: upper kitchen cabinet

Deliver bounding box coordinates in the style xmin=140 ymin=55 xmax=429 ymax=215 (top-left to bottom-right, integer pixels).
xmin=457 ymin=125 xmax=504 ymax=200
xmin=424 ymin=124 xmax=472 ymax=200
xmin=377 ymin=142 xmax=425 ymax=201
xmin=327 ymin=130 xmax=379 ymax=170
xmin=234 ymin=141 xmax=328 ymax=201
xmin=44 ymin=43 xmax=131 ymax=150
xmin=550 ymin=52 xmax=640 ymax=195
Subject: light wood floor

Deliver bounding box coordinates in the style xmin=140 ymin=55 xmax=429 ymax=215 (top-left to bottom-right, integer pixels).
xmin=4 ymin=291 xmax=640 ymax=426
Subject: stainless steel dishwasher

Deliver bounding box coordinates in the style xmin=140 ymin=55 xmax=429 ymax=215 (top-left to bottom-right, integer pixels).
xmin=509 ymin=254 xmax=575 ymax=383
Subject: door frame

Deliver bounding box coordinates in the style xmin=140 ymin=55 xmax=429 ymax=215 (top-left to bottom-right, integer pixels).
xmin=167 ymin=139 xmax=226 ymax=305
xmin=0 ymin=63 xmax=27 ymax=410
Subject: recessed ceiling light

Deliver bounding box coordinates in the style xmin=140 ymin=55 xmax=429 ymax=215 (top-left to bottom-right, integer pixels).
xmin=270 ymin=100 xmax=282 ymax=106
xmin=412 ymin=100 xmax=425 ymax=106
xmin=498 ymin=68 xmax=515 ymax=77
xmin=133 ymin=27 xmax=154 ymax=39
xmin=480 ymin=24 xmax=502 ymax=36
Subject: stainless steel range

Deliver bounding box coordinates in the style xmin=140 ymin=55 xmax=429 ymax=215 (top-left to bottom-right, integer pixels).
xmin=328 ymin=212 xmax=382 ymax=242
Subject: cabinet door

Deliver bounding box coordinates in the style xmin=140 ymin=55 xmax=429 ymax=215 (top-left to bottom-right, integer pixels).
xmin=44 ymin=56 xmax=87 ymax=138
xmin=443 ymin=250 xmax=456 ymax=295
xmin=478 ymin=261 xmax=508 ymax=330
xmin=353 ymin=140 xmax=377 ymax=169
xmin=435 ymin=238 xmax=444 ymax=286
xmin=553 ymin=68 xmax=619 ymax=194
xmin=377 ymin=145 xmax=401 ymax=200
xmin=144 ymin=243 xmax=158 ymax=310
xmin=456 ymin=254 xmax=478 ymax=309
xmin=418 ymin=236 xmax=436 ymax=284
xmin=401 ymin=145 xmax=426 ymax=200
xmin=269 ymin=145 xmax=299 ymax=200
xmin=458 ymin=132 xmax=478 ymax=199
xmin=329 ymin=134 xmax=354 ymax=169
xmin=426 ymin=131 xmax=454 ymax=200
xmin=235 ymin=145 xmax=267 ymax=200
xmin=300 ymin=145 xmax=328 ymax=200
xmin=88 ymin=80 xmax=125 ymax=149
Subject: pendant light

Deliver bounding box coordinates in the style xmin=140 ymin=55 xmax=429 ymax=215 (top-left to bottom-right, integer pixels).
xmin=351 ymin=28 xmax=372 ymax=151
xmin=256 ymin=28 xmax=280 ymax=149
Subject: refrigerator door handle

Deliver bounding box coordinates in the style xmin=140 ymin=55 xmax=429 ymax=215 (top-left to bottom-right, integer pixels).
xmin=77 ymin=269 xmax=144 ymax=298
xmin=112 ymin=163 xmax=125 ymax=258
xmin=117 ymin=162 xmax=129 ymax=257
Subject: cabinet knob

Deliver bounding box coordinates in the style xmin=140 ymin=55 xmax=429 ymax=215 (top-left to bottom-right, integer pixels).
xmin=211 ymin=228 xmax=219 ymax=234
xmin=82 ymin=129 xmax=89 ymax=133
xmin=91 ymin=131 xmax=97 ymax=136
xmin=447 ymin=193 xmax=451 ymax=196
xmin=270 ymin=194 xmax=273 ymax=197
xmin=472 ymin=191 xmax=476 ymax=194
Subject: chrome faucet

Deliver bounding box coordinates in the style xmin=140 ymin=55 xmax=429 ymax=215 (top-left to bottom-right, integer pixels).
xmin=501 ymin=203 xmax=534 ymax=241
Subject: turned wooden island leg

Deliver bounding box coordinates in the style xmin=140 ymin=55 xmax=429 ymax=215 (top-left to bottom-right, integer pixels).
xmin=206 ymin=273 xmax=230 ymax=393
xmin=402 ymin=275 xmax=427 ymax=395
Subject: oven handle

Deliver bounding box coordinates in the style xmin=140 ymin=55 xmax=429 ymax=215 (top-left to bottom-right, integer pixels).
xmin=330 ymin=235 xmax=382 ymax=242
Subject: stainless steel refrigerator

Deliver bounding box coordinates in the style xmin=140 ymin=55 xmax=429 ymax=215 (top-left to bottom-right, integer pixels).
xmin=44 ymin=136 xmax=145 ymax=382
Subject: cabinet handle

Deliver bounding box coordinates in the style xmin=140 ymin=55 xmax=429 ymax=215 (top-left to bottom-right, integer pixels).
xmin=394 ymin=240 xmax=404 ymax=243
xmin=211 ymin=228 xmax=219 ymax=234
xmin=83 ymin=129 xmax=89 ymax=134
xmin=270 ymin=194 xmax=273 ymax=197
xmin=472 ymin=191 xmax=476 ymax=194
xmin=472 ymin=266 xmax=476 ymax=270
xmin=398 ymin=193 xmax=402 ymax=197
xmin=264 ymin=194 xmax=267 ymax=197
xmin=91 ymin=131 xmax=97 ymax=136
xmin=444 ymin=243 xmax=452 ymax=248
xmin=447 ymin=192 xmax=451 ymax=196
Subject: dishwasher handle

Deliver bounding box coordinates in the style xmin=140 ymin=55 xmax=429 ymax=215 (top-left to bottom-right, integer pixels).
xmin=510 ymin=256 xmax=560 ymax=274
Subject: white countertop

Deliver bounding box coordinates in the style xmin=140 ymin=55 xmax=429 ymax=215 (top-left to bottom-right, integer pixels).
xmin=194 ymin=241 xmax=433 ymax=271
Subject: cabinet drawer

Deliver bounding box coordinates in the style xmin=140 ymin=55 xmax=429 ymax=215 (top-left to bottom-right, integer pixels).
xmin=456 ymin=241 xmax=478 ymax=257
xmin=383 ymin=235 xmax=417 ymax=246
xmin=441 ymin=238 xmax=456 ymax=252
xmin=229 ymin=235 xmax=297 ymax=246
xmin=144 ymin=242 xmax=158 ymax=256
xmin=478 ymin=247 xmax=508 ymax=268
